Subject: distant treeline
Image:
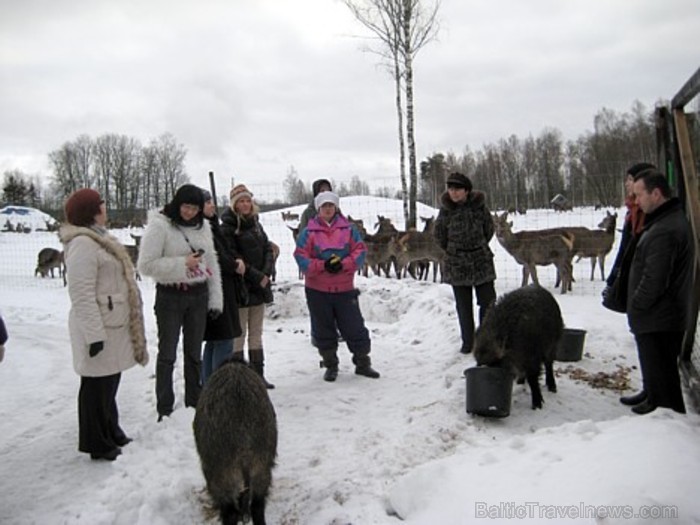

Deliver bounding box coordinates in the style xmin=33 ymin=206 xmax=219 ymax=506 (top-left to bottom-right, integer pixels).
xmin=1 ymin=101 xmax=671 ymax=218
xmin=418 ymin=101 xmax=659 ymax=211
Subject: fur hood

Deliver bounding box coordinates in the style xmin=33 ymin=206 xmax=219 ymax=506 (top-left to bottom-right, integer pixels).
xmin=439 ymin=189 xmax=487 ymax=211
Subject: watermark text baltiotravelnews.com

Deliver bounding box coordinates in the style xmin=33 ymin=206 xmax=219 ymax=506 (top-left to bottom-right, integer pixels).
xmin=475 ymin=501 xmax=678 ymax=520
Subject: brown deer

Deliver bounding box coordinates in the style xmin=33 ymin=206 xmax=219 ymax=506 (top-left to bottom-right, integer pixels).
xmin=281 ymin=211 xmax=300 ymax=222
xmin=550 ymin=211 xmax=618 ymax=289
xmin=574 ymin=211 xmax=617 ymax=281
xmin=395 ymin=230 xmax=445 ymax=282
xmin=363 ymin=215 xmax=402 ymax=278
xmin=362 ymin=232 xmax=400 ymax=278
xmin=346 ymin=215 xmax=367 ymax=238
xmin=493 ymin=212 xmax=575 ymax=295
xmin=35 ymin=248 xmax=65 ymax=281
xmin=394 ymin=216 xmax=444 ymax=282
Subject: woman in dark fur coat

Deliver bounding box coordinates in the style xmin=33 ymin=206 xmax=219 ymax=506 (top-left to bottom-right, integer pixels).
xmin=433 ymin=172 xmax=497 ymax=354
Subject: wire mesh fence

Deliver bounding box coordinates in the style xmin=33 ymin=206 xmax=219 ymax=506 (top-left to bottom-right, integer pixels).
xmin=1 ymin=195 xmax=623 ymax=300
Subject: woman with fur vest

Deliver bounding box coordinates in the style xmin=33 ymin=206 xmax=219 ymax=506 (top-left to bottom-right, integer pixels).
xmin=220 ymin=183 xmax=275 ymax=388
xmin=59 ymin=189 xmax=149 ymax=461
xmin=433 ymin=172 xmax=497 ymax=354
xmin=137 ymin=184 xmax=223 ymax=421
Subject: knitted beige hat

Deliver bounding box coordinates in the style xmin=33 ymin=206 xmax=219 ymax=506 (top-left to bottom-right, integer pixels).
xmin=230 ymin=184 xmax=253 ymax=210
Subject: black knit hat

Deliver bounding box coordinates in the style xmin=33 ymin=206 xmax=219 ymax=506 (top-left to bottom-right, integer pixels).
xmin=312 ymin=179 xmax=332 ymax=197
xmin=64 ymin=188 xmax=103 ymax=227
xmin=446 ymin=172 xmax=472 ymax=191
xmin=163 ymin=184 xmax=205 ymax=225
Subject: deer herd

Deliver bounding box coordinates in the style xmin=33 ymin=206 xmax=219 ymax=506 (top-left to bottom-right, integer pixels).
xmin=285 ymin=210 xmax=617 ymax=294
xmin=31 ymin=209 xmax=618 ymax=295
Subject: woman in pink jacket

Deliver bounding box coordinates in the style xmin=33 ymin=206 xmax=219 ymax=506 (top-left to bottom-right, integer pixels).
xmin=294 ymin=191 xmax=380 ymax=382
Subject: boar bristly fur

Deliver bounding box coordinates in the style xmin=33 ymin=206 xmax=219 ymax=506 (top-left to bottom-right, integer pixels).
xmin=193 ymin=359 xmax=278 ymax=525
xmin=473 ymin=285 xmax=563 ymax=409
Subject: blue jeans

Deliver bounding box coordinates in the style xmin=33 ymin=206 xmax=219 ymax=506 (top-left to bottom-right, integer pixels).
xmin=201 ymin=339 xmax=234 ymax=384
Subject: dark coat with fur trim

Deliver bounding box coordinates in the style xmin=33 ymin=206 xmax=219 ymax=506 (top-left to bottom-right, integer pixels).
xmin=433 ymin=190 xmax=496 ymax=286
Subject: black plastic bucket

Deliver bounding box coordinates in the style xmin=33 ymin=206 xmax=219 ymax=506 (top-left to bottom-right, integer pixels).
xmin=464 ymin=366 xmax=513 ymax=418
xmin=556 ymin=328 xmax=587 ymax=362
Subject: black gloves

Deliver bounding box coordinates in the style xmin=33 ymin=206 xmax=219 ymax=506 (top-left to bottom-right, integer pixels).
xmin=324 ymin=254 xmax=343 ymax=274
xmin=89 ymin=341 xmax=104 ymax=357
xmin=208 ymin=309 xmax=222 ymax=320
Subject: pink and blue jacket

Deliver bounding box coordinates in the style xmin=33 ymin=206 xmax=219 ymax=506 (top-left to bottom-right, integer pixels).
xmin=294 ymin=214 xmax=366 ymax=293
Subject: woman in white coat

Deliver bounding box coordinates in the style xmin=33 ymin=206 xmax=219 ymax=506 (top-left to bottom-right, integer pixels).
xmin=59 ymin=189 xmax=149 ymax=461
xmin=138 ymin=184 xmax=223 ymax=421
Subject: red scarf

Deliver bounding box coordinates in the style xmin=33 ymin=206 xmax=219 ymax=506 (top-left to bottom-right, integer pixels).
xmin=625 ymin=195 xmax=645 ymax=235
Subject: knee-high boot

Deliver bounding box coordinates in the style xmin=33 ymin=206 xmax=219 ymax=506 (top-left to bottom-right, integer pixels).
xmin=249 ymin=349 xmax=275 ymax=389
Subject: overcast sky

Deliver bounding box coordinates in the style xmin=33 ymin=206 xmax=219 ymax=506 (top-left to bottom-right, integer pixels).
xmin=1 ymin=0 xmax=698 ymax=193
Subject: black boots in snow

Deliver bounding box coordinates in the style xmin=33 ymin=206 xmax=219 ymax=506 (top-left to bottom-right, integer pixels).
xmin=352 ymin=353 xmax=380 ymax=379
xmin=320 ymin=349 xmax=339 ymax=382
xmin=249 ymin=349 xmax=275 ymax=389
xmin=320 ymin=350 xmax=380 ymax=381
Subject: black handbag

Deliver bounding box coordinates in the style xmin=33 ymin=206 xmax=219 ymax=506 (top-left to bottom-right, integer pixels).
xmin=602 ymin=235 xmax=639 ymax=313
xmin=602 ymin=277 xmax=627 ymax=313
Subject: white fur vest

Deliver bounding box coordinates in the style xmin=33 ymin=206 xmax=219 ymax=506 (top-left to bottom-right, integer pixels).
xmin=137 ymin=210 xmax=223 ymax=311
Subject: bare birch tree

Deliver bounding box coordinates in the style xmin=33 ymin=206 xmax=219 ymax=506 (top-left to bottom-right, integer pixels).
xmin=342 ymin=0 xmax=439 ymax=228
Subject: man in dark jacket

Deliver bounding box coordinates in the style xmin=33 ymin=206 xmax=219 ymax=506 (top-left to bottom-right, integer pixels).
xmin=433 ymin=172 xmax=497 ymax=354
xmin=626 ymin=169 xmax=694 ymax=414
xmin=605 ymin=162 xmax=655 ymax=290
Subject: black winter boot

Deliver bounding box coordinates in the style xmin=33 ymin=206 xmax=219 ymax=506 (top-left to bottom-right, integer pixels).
xmin=352 ymin=353 xmax=380 ymax=379
xmin=619 ymin=390 xmax=647 ymax=406
xmin=249 ymin=349 xmax=275 ymax=389
xmin=319 ymin=349 xmax=339 ymax=382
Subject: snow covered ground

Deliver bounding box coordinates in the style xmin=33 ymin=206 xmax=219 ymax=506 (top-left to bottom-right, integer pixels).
xmin=0 ymin=199 xmax=697 ymax=524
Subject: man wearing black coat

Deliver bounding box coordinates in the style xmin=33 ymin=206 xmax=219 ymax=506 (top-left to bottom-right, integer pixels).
xmin=626 ymin=170 xmax=694 ymax=414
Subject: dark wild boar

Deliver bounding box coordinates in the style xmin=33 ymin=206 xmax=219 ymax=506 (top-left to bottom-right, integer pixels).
xmin=473 ymin=285 xmax=564 ymax=409
xmin=193 ymin=359 xmax=277 ymax=525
